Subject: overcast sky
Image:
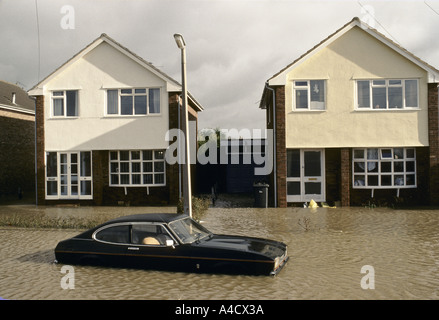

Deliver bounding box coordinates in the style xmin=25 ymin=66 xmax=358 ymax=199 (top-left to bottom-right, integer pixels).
xmin=1 ymin=0 xmax=439 ymax=135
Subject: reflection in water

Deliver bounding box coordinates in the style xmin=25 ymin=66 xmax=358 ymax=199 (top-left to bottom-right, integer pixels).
xmin=1 ymin=205 xmax=438 ymax=299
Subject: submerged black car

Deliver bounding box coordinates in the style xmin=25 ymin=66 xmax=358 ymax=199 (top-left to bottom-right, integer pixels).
xmin=55 ymin=213 xmax=288 ymax=276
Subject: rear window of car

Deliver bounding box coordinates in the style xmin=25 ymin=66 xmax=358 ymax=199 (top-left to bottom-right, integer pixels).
xmin=95 ymin=225 xmax=130 ymax=244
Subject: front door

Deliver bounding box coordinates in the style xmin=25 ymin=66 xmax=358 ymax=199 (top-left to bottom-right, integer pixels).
xmin=286 ymin=149 xmax=325 ymax=203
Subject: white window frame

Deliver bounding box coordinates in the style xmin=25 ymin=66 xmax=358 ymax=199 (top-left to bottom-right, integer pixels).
xmin=292 ymin=80 xmax=326 ymax=111
xmin=109 ymin=150 xmax=166 ymax=187
xmin=45 ymin=151 xmax=93 ymax=199
xmin=352 ymin=148 xmax=416 ymax=189
xmin=105 ymin=88 xmax=161 ymax=116
xmin=51 ymin=90 xmax=79 ymax=117
xmin=355 ymin=79 xmax=419 ymax=110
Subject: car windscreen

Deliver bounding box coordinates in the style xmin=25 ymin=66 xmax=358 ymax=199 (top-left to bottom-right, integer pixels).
xmin=168 ymin=217 xmax=212 ymax=244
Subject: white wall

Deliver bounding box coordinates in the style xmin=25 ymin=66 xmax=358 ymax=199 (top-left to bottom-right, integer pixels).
xmin=43 ymin=42 xmax=170 ymax=151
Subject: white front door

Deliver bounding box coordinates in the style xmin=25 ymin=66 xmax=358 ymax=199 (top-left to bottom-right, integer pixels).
xmin=286 ymin=149 xmax=325 ymax=203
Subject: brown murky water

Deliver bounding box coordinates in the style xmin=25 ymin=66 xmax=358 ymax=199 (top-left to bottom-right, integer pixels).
xmin=1 ymin=204 xmax=438 ymax=300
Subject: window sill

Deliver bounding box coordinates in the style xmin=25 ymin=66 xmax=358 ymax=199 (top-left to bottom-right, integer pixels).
xmin=289 ymin=109 xmax=326 ymax=113
xmin=354 ymin=108 xmax=421 ymax=112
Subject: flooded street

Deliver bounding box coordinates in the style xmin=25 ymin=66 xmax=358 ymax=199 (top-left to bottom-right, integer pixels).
xmin=1 ymin=203 xmax=439 ymax=300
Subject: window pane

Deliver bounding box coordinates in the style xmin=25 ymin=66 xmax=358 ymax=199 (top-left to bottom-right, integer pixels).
xmin=47 ymin=181 xmax=58 ymax=196
xmin=121 ymin=96 xmax=133 ymax=115
xmin=305 ymin=182 xmax=321 ymax=195
xmin=110 ymin=151 xmax=118 ymax=160
xmin=120 ymin=174 xmax=129 ymax=184
xmin=132 ymin=174 xmax=141 ymax=184
xmin=154 ymin=150 xmax=164 ymax=160
xmin=143 ymin=162 xmax=152 ymax=172
xmin=287 ymin=181 xmax=300 ymax=195
xmin=373 ymin=80 xmax=386 ymax=86
xmin=304 ymin=151 xmax=321 ymax=176
xmin=381 ymin=175 xmax=392 ymax=186
xmin=367 ymin=162 xmax=378 ymax=173
xmin=381 ymin=162 xmax=391 ymax=172
xmin=81 ymin=181 xmax=92 ymax=196
xmin=107 ymin=90 xmax=118 ymax=114
xmin=394 ymin=148 xmax=404 ymax=159
xmin=121 ymin=89 xmax=132 ymax=94
xmin=154 ymin=173 xmax=164 ymax=184
xmin=287 ymin=149 xmax=300 ymax=178
xmin=143 ymin=174 xmax=153 ymax=184
xmin=406 ymin=174 xmax=415 ymax=186
xmin=53 ymin=98 xmax=64 ymax=116
xmin=354 ymin=162 xmax=365 ymax=173
xmin=354 ymin=175 xmax=365 ymax=186
xmin=357 ymin=81 xmax=370 ymax=108
xmin=53 ymin=91 xmax=64 ymax=96
xmin=66 ymin=91 xmax=78 ymax=116
xmin=110 ymin=162 xmax=119 ymax=173
xmin=394 ymin=161 xmax=404 ymax=172
xmin=406 ymin=161 xmax=415 ymax=172
xmin=372 ymin=87 xmax=386 ymax=109
xmin=154 ymin=161 xmax=164 ymax=173
xmin=120 ymin=151 xmax=129 ymax=161
xmin=381 ymin=149 xmax=392 ymax=159
xmin=354 ymin=149 xmax=364 ymax=159
xmin=149 ymin=88 xmax=160 ymax=114
xmin=135 ymin=89 xmax=146 ymax=94
xmin=120 ymin=162 xmax=129 ymax=173
xmin=134 ymin=95 xmax=147 ymax=114
xmin=111 ymin=174 xmax=119 ymax=184
xmin=143 ymin=150 xmax=152 ymax=160
xmin=96 ymin=225 xmax=130 ymax=243
xmin=46 ymin=153 xmax=57 ymax=177
xmin=367 ymin=149 xmax=378 ymax=160
xmin=388 ymin=86 xmax=402 ymax=109
xmin=310 ymin=80 xmax=325 ymax=110
xmin=406 ymin=149 xmax=415 ymax=159
xmin=394 ymin=175 xmax=404 ymax=186
xmin=132 ymin=162 xmax=141 ymax=173
xmin=389 ymin=80 xmax=401 ymax=85
xmin=368 ymin=175 xmax=378 ymax=186
xmin=295 ymin=90 xmax=308 ymax=109
xmin=131 ymin=151 xmax=140 ymax=160
xmin=405 ymin=80 xmax=418 ymax=107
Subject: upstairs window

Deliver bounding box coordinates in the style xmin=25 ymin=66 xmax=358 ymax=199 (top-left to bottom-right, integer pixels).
xmin=356 ymin=79 xmax=418 ymax=110
xmin=293 ymin=80 xmax=326 ymax=111
xmin=107 ymin=88 xmax=161 ymax=116
xmin=51 ymin=90 xmax=78 ymax=117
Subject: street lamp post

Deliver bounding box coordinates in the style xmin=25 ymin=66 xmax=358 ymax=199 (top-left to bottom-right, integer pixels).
xmin=174 ymin=33 xmax=192 ymax=217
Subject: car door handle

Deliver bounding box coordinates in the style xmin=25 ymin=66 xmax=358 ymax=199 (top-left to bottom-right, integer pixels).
xmin=128 ymin=247 xmax=139 ymax=251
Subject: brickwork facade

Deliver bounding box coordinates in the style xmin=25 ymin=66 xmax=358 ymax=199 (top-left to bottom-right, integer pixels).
xmin=0 ymin=109 xmax=35 ymax=197
xmin=428 ymin=83 xmax=439 ymax=205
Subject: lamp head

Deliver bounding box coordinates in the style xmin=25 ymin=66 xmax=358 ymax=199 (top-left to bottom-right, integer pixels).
xmin=174 ymin=33 xmax=186 ymax=49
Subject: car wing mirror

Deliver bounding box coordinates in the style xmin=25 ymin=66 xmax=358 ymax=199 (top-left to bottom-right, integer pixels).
xmin=166 ymin=239 xmax=175 ymax=248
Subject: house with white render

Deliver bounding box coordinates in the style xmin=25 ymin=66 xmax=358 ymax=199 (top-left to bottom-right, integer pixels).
xmin=28 ymin=33 xmax=203 ymax=206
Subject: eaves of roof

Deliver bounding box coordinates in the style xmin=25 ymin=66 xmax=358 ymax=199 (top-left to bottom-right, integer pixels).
xmin=27 ymin=33 xmax=204 ymax=112
xmin=259 ymin=17 xmax=439 ymax=109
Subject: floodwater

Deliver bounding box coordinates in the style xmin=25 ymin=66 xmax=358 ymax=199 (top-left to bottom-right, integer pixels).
xmin=0 ymin=203 xmax=438 ymax=300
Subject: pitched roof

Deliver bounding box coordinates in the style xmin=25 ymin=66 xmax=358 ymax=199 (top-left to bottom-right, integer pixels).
xmin=28 ymin=33 xmax=203 ymax=111
xmin=260 ymin=17 xmax=439 ymax=108
xmin=0 ymin=80 xmax=34 ymax=114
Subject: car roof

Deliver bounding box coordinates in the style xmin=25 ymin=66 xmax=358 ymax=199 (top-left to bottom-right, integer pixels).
xmin=104 ymin=213 xmax=188 ymax=225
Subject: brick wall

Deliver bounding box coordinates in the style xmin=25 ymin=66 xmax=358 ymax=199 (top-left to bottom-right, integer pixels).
xmin=428 ymin=83 xmax=439 ymax=205
xmin=340 ymin=148 xmax=350 ymax=206
xmin=274 ymin=86 xmax=287 ymax=208
xmin=35 ymin=95 xmax=46 ymax=205
xmin=0 ymin=109 xmax=35 ymax=197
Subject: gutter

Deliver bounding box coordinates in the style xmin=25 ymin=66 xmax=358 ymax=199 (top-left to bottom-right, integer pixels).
xmin=264 ymin=83 xmax=277 ymax=208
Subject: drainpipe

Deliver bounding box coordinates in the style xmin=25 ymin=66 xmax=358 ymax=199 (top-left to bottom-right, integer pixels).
xmin=264 ymin=83 xmax=277 ymax=208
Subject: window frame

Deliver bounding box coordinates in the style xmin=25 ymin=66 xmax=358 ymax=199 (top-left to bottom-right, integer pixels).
xmin=45 ymin=151 xmax=93 ymax=199
xmin=355 ymin=79 xmax=419 ymax=110
xmin=93 ymin=222 xmax=177 ymax=247
xmin=109 ymin=150 xmax=166 ymax=187
xmin=105 ymin=88 xmax=161 ymax=116
xmin=352 ymin=147 xmax=416 ymax=189
xmin=51 ymin=90 xmax=79 ymax=118
xmin=292 ymin=80 xmax=326 ymax=111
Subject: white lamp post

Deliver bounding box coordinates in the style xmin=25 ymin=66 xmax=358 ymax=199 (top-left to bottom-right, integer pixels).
xmin=174 ymin=33 xmax=192 ymax=217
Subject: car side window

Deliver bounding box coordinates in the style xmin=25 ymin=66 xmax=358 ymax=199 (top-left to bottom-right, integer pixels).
xmin=131 ymin=224 xmax=172 ymax=246
xmin=95 ymin=225 xmax=130 ymax=244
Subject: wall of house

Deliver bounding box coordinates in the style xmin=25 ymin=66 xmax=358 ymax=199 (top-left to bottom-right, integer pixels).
xmin=42 ymin=42 xmax=170 ymax=151
xmin=284 ymin=26 xmax=429 ymax=149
